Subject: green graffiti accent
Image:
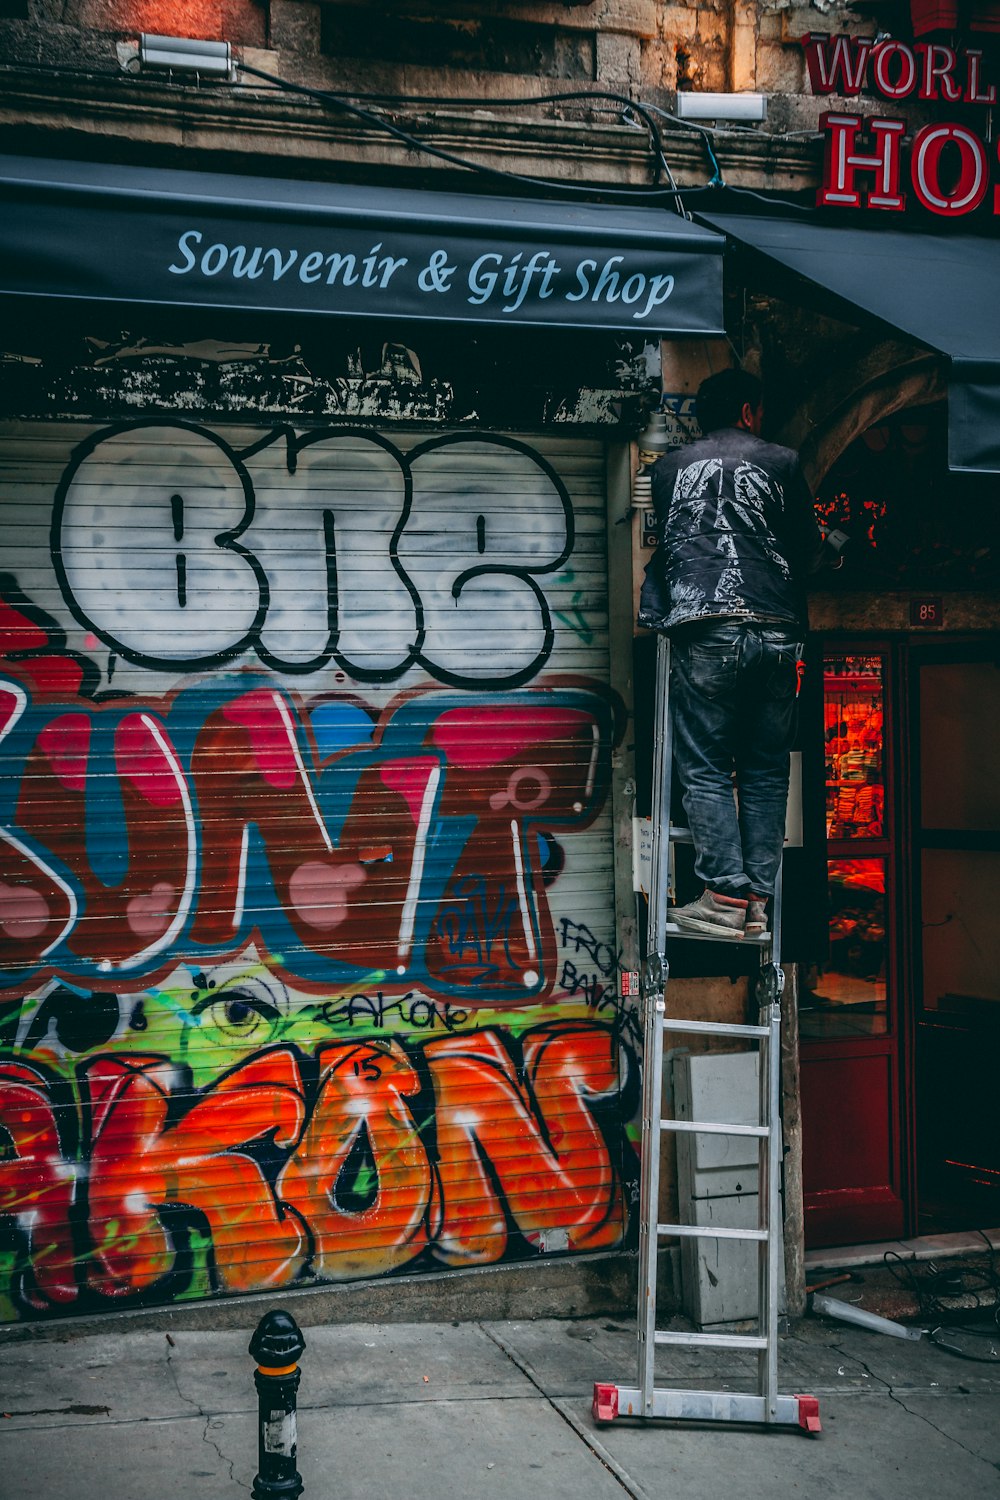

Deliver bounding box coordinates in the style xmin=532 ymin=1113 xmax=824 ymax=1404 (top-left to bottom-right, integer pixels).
xmin=174 ymin=1227 xmax=215 ymax=1304
xmin=553 ymin=567 xmax=594 ymax=646
xmin=0 ymin=1251 xmax=19 ymax=1323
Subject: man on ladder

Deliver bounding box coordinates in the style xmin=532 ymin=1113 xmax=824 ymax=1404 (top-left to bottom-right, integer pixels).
xmin=638 ymin=366 xmax=839 ymax=939
xmin=591 ymin=365 xmax=845 ymax=1434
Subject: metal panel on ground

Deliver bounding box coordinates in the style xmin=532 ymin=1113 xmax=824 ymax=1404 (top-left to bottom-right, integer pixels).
xmin=0 ymin=420 xmax=636 ymax=1322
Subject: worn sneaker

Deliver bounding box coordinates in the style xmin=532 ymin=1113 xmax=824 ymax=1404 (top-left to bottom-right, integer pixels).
xmin=746 ymin=897 xmax=769 ymax=937
xmin=671 ymin=889 xmax=747 ymax=938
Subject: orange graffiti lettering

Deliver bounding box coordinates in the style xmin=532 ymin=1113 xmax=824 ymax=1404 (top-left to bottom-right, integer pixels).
xmin=278 ymin=1041 xmax=431 ymax=1279
xmin=87 ymin=1049 xmax=307 ymax=1297
xmin=425 ymin=1025 xmax=622 ymax=1266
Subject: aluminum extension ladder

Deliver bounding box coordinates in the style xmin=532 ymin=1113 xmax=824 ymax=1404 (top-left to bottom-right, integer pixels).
xmin=593 ymin=634 xmax=821 ymax=1435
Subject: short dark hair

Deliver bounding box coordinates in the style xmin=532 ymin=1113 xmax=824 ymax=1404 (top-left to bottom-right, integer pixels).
xmin=696 ymin=369 xmax=763 ymax=433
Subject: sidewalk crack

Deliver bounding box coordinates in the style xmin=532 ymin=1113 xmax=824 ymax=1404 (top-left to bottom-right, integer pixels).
xmin=165 ymin=1340 xmax=207 ymax=1419
xmin=163 ymin=1338 xmax=246 ymax=1488
xmin=201 ymin=1415 xmax=239 ymax=1486
xmin=478 ymin=1324 xmax=652 ymax=1500
xmin=832 ymin=1341 xmax=998 ymax=1474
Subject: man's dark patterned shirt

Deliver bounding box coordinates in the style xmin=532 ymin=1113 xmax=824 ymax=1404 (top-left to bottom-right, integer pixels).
xmin=638 ymin=426 xmax=826 ymax=635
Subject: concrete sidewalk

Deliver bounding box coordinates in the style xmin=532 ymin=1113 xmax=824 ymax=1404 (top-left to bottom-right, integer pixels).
xmin=1 ymin=1311 xmax=998 ymax=1500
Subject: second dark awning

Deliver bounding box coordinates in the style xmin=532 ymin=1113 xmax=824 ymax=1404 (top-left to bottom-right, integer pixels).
xmin=698 ymin=211 xmax=1000 ymax=473
xmin=0 ymin=154 xmax=724 ymax=337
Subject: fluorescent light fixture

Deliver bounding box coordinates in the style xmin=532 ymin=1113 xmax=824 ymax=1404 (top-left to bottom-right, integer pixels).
xmin=674 ymin=92 xmax=767 ymax=122
xmin=139 ymin=34 xmax=234 ymax=78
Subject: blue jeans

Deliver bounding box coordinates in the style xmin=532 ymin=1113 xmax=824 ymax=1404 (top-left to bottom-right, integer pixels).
xmin=669 ymin=621 xmax=802 ymax=900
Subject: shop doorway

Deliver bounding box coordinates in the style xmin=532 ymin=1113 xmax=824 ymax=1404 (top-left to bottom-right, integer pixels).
xmin=911 ymin=645 xmax=1000 ymax=1232
xmin=799 ymin=406 xmax=1000 ymax=1247
xmin=801 ymin=639 xmax=1000 ymax=1247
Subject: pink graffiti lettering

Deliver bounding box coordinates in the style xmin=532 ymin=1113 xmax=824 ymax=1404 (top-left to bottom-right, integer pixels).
xmin=0 ymin=1063 xmax=78 ymax=1308
xmin=1 ymin=667 xmax=616 ymax=1002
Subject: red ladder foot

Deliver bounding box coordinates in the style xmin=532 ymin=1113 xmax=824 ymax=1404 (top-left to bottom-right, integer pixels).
xmin=592 ymin=1383 xmax=619 ymax=1424
xmin=796 ymin=1394 xmax=822 ymax=1434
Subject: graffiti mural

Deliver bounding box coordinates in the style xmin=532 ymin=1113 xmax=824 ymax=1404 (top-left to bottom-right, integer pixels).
xmin=0 ymin=419 xmax=637 ymax=1321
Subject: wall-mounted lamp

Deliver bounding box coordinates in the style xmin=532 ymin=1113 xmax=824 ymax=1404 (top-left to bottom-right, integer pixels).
xmin=674 ymin=92 xmax=767 ymax=123
xmin=637 ymin=410 xmax=674 ymax=468
xmin=139 ymin=33 xmax=235 ymax=79
xmin=632 ymin=410 xmax=676 ymax=509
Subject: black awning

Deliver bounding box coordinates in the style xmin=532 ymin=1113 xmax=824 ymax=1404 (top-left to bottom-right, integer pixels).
xmin=0 ymin=154 xmax=724 ymax=337
xmin=698 ymin=212 xmax=1000 ymax=474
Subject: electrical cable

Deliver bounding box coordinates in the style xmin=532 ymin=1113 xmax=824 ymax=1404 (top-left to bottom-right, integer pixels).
xmin=882 ymin=1232 xmax=1000 ymax=1363
xmin=682 ymin=182 xmax=818 ymax=213
xmin=639 ymin=102 xmax=727 ymax=189
xmin=238 ymin=62 xmax=690 ymax=212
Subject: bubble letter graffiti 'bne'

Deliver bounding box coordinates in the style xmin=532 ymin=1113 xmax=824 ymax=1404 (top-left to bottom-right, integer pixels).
xmin=54 ymin=424 xmax=265 ymax=670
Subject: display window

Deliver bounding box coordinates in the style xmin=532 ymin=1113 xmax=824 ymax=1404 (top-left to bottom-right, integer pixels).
xmin=823 ymin=654 xmax=885 ymax=839
xmin=801 ymin=654 xmax=891 ymax=1039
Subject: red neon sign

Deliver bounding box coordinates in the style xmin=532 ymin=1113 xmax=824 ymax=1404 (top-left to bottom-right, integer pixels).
xmin=805 ymin=34 xmax=1000 ymax=217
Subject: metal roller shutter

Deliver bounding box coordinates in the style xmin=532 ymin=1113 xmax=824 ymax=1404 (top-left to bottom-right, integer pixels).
xmin=0 ymin=419 xmax=634 ymax=1320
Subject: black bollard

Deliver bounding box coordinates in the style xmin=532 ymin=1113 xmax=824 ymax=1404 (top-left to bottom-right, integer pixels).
xmin=249 ymin=1309 xmax=306 ymax=1500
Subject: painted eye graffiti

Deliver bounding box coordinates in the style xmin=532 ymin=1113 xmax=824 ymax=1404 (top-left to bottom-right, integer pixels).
xmin=190 ymin=974 xmax=287 ymax=1042
xmin=194 ymin=989 xmax=281 ymax=1041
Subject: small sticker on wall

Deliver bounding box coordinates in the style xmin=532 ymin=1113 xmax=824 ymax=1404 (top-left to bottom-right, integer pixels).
xmin=620 ymin=970 xmax=640 ymax=999
xmin=632 ymin=815 xmax=653 ymax=895
xmin=530 ymin=1227 xmax=570 ymax=1253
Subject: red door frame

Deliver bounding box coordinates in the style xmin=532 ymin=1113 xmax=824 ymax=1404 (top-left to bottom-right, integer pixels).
xmin=800 ymin=635 xmax=909 ymax=1249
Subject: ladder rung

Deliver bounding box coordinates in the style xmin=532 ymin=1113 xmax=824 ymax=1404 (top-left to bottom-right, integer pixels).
xmin=663 ymin=922 xmax=771 ymax=945
xmin=657 ymin=1222 xmax=768 ymax=1242
xmin=660 ymin=1018 xmax=770 ymax=1038
xmin=661 ymin=1119 xmax=768 ymax=1138
xmin=595 ymin=1387 xmax=811 ymax=1427
xmin=668 ymin=825 xmax=694 ymax=843
xmin=653 ymin=1330 xmax=769 ymax=1350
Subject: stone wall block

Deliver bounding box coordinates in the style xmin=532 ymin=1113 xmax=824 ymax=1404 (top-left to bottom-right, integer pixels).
xmin=270 ymin=0 xmax=323 ymax=54
xmin=659 ymin=3 xmax=700 ymax=41
xmin=595 ymin=30 xmax=642 ymax=85
xmin=596 ymin=0 xmax=659 ymax=37
xmin=61 ymin=0 xmax=267 ymax=47
xmin=730 ymin=0 xmax=758 ymax=90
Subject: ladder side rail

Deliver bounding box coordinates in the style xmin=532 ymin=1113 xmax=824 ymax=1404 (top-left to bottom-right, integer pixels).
xmin=752 ymin=859 xmax=784 ymax=1420
xmin=646 ymin=633 xmax=674 ymax=955
xmin=765 ymin=928 xmax=784 ymax=1418
xmin=756 ymin=939 xmax=772 ymax=1415
xmin=638 ymin=634 xmax=674 ymax=1414
xmin=638 ymin=988 xmax=666 ymax=1413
